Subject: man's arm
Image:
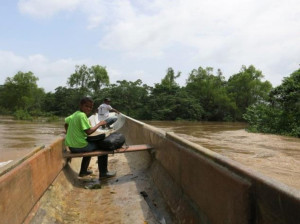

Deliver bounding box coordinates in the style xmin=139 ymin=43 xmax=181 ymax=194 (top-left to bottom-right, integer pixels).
xmin=110 ymin=108 xmax=120 ymax=114
xmin=84 ymin=120 xmax=107 ymax=135
xmin=64 ymin=123 xmax=68 ymax=134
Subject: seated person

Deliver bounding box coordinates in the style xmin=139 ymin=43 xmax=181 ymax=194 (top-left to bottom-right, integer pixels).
xmin=98 ymin=98 xmax=120 ymax=129
xmin=64 ymin=97 xmax=116 ymax=179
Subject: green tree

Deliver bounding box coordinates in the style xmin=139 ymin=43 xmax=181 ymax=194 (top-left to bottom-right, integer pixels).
xmin=103 ymin=79 xmax=151 ymax=119
xmin=0 ymin=71 xmax=45 ymax=113
xmin=51 ymin=86 xmax=82 ymax=116
xmin=148 ymin=68 xmax=203 ymax=120
xmin=161 ymin=67 xmax=181 ymax=89
xmin=244 ymin=69 xmax=300 ymax=137
xmin=227 ymin=65 xmax=272 ymax=120
xmin=270 ymin=69 xmax=300 ymax=115
xmin=269 ymin=69 xmax=300 ymax=136
xmin=186 ymin=67 xmax=235 ymax=120
xmin=148 ymin=87 xmax=203 ymax=120
xmin=243 ymin=103 xmax=282 ymax=133
xmin=89 ymin=65 xmax=110 ymax=96
xmin=67 ymin=64 xmax=91 ymax=95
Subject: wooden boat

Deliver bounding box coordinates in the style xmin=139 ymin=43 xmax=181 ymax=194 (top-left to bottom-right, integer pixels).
xmin=1 ymin=114 xmax=300 ymax=224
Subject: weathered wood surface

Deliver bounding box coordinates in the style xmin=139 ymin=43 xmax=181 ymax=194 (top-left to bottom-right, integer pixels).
xmin=63 ymin=144 xmax=153 ymax=158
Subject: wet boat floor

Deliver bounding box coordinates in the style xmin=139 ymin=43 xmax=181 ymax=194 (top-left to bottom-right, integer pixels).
xmin=29 ymin=152 xmax=174 ymax=224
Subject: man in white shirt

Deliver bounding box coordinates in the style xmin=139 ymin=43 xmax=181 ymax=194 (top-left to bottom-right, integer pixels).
xmin=98 ymin=98 xmax=120 ymax=129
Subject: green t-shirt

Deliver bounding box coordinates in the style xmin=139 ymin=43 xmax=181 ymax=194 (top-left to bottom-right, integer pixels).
xmin=65 ymin=111 xmax=91 ymax=148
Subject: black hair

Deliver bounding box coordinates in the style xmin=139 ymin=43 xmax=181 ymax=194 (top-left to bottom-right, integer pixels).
xmin=80 ymin=97 xmax=93 ymax=105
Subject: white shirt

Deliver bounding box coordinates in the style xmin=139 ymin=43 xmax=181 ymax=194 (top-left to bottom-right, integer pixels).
xmin=88 ymin=113 xmax=98 ymax=127
xmin=98 ymin=103 xmax=112 ymax=121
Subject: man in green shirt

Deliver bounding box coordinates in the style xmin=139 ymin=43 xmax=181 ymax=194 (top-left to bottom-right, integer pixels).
xmin=65 ymin=97 xmax=116 ymax=179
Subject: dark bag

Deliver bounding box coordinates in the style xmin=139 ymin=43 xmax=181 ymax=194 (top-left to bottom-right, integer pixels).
xmin=86 ymin=133 xmax=106 ymax=142
xmin=97 ymin=132 xmax=125 ymax=151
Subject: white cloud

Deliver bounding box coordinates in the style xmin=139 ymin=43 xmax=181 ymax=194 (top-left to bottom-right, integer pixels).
xmin=18 ymin=0 xmax=82 ymax=18
xmin=94 ymin=0 xmax=300 ymax=67
xmin=0 ymin=51 xmax=83 ymax=92
xmin=18 ymin=0 xmax=300 ymax=57
xmin=16 ymin=0 xmax=300 ymax=87
xmin=0 ymin=51 xmax=143 ymax=92
xmin=80 ymin=0 xmax=108 ymax=29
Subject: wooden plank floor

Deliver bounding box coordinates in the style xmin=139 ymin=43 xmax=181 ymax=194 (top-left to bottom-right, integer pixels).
xmin=63 ymin=144 xmax=153 ymax=158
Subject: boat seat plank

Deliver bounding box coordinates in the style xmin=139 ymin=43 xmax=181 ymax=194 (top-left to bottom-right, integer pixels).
xmin=63 ymin=144 xmax=153 ymax=158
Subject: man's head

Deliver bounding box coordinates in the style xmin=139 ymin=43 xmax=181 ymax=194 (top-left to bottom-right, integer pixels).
xmin=79 ymin=97 xmax=94 ymax=115
xmin=104 ymin=98 xmax=111 ymax=104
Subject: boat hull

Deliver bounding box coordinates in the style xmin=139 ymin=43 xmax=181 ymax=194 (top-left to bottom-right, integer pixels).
xmin=1 ymin=114 xmax=300 ymax=223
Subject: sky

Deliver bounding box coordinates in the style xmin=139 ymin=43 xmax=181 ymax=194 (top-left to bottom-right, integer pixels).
xmin=0 ymin=0 xmax=299 ymax=92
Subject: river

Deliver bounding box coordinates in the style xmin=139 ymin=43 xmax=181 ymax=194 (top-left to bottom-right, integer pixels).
xmin=0 ymin=116 xmax=65 ymax=164
xmin=1 ymin=116 xmax=300 ymax=190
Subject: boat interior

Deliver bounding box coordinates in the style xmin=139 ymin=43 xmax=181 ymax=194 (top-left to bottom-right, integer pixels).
xmin=1 ymin=114 xmax=300 ymax=224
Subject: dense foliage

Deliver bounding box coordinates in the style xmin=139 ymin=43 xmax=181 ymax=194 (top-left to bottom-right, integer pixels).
xmin=243 ymin=69 xmax=300 ymax=137
xmin=0 ymin=64 xmax=299 ymax=137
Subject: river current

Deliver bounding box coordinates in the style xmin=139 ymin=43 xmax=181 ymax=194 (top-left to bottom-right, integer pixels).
xmin=1 ymin=116 xmax=300 ymax=190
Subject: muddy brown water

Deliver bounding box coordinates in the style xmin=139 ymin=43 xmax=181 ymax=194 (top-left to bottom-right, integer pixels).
xmin=144 ymin=121 xmax=300 ymax=190
xmin=1 ymin=116 xmax=300 ymax=190
xmin=0 ymin=116 xmax=65 ymax=163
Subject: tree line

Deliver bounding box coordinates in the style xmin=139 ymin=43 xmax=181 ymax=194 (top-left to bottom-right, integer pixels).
xmin=0 ymin=64 xmax=299 ymax=137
